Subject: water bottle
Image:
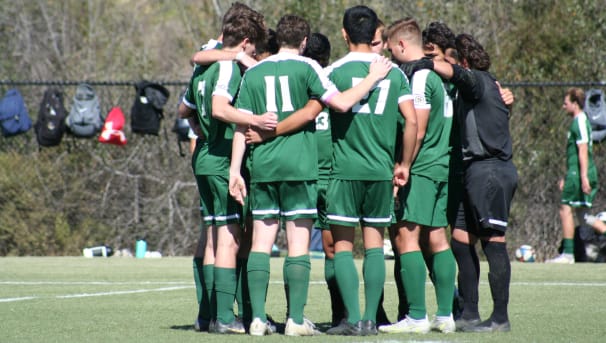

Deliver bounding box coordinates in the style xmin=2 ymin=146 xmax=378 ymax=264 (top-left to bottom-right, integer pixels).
xmin=83 ymin=246 xmax=108 ymax=258
xmin=135 ymin=239 xmax=147 ymax=258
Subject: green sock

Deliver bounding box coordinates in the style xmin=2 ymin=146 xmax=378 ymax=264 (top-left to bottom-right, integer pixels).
xmin=236 ymin=258 xmax=250 ymax=321
xmin=284 ymin=255 xmax=311 ymax=324
xmin=202 ymin=264 xmax=215 ymax=320
xmin=400 ymin=251 xmax=427 ymax=320
xmin=247 ymin=252 xmax=270 ymax=321
xmin=193 ymin=257 xmax=211 ymax=320
xmin=563 ymin=238 xmax=574 ymax=254
xmin=432 ymin=249 xmax=456 ymax=316
xmin=334 ymin=251 xmax=360 ymax=324
xmin=362 ymin=248 xmax=385 ymax=322
xmin=214 ymin=267 xmax=237 ymax=324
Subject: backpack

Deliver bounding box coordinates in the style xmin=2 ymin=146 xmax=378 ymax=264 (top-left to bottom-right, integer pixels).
xmin=130 ymin=81 xmax=170 ymax=135
xmin=0 ymin=88 xmax=32 ymax=137
xmin=66 ymin=83 xmax=103 ymax=137
xmin=98 ymin=107 xmax=127 ymax=146
xmin=585 ymin=89 xmax=606 ymax=127
xmin=35 ymin=88 xmax=67 ymax=147
xmin=585 ymin=89 xmax=606 ymax=142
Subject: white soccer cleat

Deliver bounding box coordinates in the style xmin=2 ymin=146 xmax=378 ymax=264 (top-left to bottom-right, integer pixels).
xmin=545 ymin=253 xmax=574 ymax=264
xmin=430 ymin=314 xmax=456 ymax=333
xmin=284 ymin=318 xmax=322 ymax=336
xmin=249 ymin=317 xmax=273 ymax=336
xmin=378 ymin=315 xmax=430 ymax=334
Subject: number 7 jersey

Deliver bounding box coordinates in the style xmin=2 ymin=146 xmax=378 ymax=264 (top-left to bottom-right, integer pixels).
xmin=326 ymin=52 xmax=413 ymax=181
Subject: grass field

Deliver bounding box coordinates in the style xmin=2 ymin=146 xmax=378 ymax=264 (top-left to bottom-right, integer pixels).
xmin=1 ymin=257 xmax=605 ymax=343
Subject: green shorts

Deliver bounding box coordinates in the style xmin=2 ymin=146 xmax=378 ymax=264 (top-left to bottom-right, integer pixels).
xmin=395 ymin=174 xmax=448 ymax=228
xmin=250 ymin=181 xmax=317 ymax=221
xmin=326 ymin=179 xmax=393 ymax=228
xmin=561 ymin=170 xmax=598 ymax=207
xmin=195 ymin=174 xmax=242 ymax=226
xmin=315 ymin=178 xmax=329 ymax=230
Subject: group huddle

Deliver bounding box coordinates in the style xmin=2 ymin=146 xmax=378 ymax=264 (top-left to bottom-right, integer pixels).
xmin=179 ymin=3 xmax=517 ymax=337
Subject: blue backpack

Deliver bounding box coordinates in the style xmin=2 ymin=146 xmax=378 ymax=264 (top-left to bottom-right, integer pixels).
xmin=0 ymin=88 xmax=32 ymax=137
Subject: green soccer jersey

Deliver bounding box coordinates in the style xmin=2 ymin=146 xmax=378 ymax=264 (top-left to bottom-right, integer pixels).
xmin=566 ymin=112 xmax=597 ymax=177
xmin=182 ymin=39 xmax=223 ymax=110
xmin=236 ymin=52 xmax=338 ymax=182
xmin=188 ymin=60 xmax=242 ymax=176
xmin=409 ymin=69 xmax=454 ymax=182
xmin=316 ymin=107 xmax=332 ymax=179
xmin=327 ymin=52 xmax=413 ymax=181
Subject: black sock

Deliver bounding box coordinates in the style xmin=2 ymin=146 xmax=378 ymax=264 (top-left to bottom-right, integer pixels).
xmin=481 ymin=240 xmax=510 ymax=324
xmin=451 ymin=239 xmax=480 ymax=320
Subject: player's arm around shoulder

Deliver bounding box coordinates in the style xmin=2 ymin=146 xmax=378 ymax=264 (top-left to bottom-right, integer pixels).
xmin=326 ymin=56 xmax=392 ymax=113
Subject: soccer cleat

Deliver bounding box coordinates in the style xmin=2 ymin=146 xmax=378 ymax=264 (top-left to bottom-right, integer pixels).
xmin=194 ymin=317 xmax=211 ymax=332
xmin=249 ymin=317 xmax=274 ymax=336
xmin=211 ymin=319 xmax=246 ymax=334
xmin=378 ymin=315 xmax=430 ymax=334
xmin=430 ymin=314 xmax=456 ymax=333
xmin=462 ymin=318 xmax=511 ymax=333
xmin=284 ymin=318 xmax=322 ymax=336
xmin=326 ymin=319 xmax=363 ymax=336
xmin=361 ymin=319 xmax=378 ymax=335
xmin=545 ymin=253 xmax=575 ymax=264
xmin=455 ymin=317 xmax=481 ymax=331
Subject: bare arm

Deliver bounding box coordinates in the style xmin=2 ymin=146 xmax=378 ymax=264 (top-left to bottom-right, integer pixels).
xmin=229 ymin=126 xmax=248 ymax=205
xmin=412 ymin=107 xmax=429 ymax=160
xmin=212 ymin=96 xmax=277 ymax=130
xmin=326 ymin=56 xmax=391 ymax=112
xmin=393 ymin=99 xmax=418 ymax=186
xmin=191 ymin=49 xmax=257 ymax=69
xmin=245 ymin=100 xmax=324 ymax=144
xmin=578 ymin=143 xmax=591 ymax=194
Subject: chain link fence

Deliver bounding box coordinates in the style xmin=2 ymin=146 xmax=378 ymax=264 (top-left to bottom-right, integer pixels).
xmin=1 ymin=80 xmax=606 ymax=259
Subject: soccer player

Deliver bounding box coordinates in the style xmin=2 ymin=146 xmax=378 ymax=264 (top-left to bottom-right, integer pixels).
xmin=378 ymin=18 xmax=456 ymax=335
xmin=546 ymin=88 xmax=602 ymax=264
xmin=184 ymin=15 xmax=272 ymax=335
xmin=324 ymin=6 xmax=418 ymax=336
xmin=420 ymin=33 xmax=519 ymax=333
xmin=229 ymin=14 xmax=391 ymax=336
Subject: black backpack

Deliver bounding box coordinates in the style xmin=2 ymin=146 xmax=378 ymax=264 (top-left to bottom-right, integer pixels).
xmin=130 ymin=81 xmax=170 ymax=135
xmin=35 ymin=88 xmax=67 ymax=147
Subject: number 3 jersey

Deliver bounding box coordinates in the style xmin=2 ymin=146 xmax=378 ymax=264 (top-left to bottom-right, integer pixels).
xmin=326 ymin=52 xmax=413 ymax=181
xmin=236 ymin=52 xmax=338 ymax=182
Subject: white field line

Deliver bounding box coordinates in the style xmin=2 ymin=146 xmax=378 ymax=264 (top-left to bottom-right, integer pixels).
xmin=2 ymin=280 xmax=606 ymax=303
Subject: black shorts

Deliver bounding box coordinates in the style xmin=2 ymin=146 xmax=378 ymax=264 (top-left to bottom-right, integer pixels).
xmin=462 ymin=159 xmax=518 ymax=236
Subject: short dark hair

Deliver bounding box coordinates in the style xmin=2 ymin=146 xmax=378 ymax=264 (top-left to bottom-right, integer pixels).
xmin=566 ymin=88 xmax=585 ymax=109
xmin=455 ymin=33 xmax=491 ymax=71
xmin=221 ymin=15 xmax=266 ymax=48
xmin=343 ymin=5 xmax=378 ymax=45
xmin=303 ymin=32 xmax=331 ymax=67
xmin=422 ymin=21 xmax=456 ymax=53
xmin=276 ymin=15 xmax=310 ymax=49
xmin=256 ymin=28 xmax=279 ymax=56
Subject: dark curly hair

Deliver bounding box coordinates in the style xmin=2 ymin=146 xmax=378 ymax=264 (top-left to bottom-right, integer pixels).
xmin=455 ymin=33 xmax=490 ymax=71
xmin=422 ymin=22 xmax=456 ymax=54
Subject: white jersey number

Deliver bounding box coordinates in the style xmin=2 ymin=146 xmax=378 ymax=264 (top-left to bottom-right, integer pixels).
xmin=315 ymin=111 xmax=329 ymax=131
xmin=351 ymin=78 xmax=391 ymax=115
xmin=196 ymin=80 xmax=207 ymax=117
xmin=265 ymin=76 xmax=294 ymax=112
